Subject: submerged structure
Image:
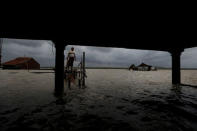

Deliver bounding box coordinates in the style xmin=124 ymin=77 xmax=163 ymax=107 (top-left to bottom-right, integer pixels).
xmin=129 ymin=64 xmax=136 ymax=70
xmin=129 ymin=63 xmax=156 ymax=71
xmin=135 ymin=63 xmax=156 ymax=71
xmin=137 ymin=63 xmax=152 ymax=71
xmin=2 ymin=57 xmax=40 ymax=69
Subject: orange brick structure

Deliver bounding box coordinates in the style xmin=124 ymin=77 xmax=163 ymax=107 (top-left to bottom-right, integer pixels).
xmin=2 ymin=57 xmax=40 ymax=69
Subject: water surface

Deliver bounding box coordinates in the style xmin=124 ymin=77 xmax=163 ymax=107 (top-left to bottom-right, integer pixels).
xmin=0 ymin=69 xmax=197 ymax=131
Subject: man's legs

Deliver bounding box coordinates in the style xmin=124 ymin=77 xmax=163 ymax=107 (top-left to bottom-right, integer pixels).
xmin=70 ymin=58 xmax=74 ymax=71
xmin=66 ymin=61 xmax=68 ymax=70
xmin=71 ymin=61 xmax=73 ymax=71
xmin=71 ymin=66 xmax=73 ymax=71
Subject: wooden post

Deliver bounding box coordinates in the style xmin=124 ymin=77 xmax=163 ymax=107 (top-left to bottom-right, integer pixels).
xmin=68 ymin=78 xmax=71 ymax=89
xmin=78 ymin=79 xmax=81 ymax=88
xmin=27 ymin=62 xmax=29 ymax=72
xmin=54 ymin=41 xmax=66 ymax=97
xmin=82 ymin=52 xmax=85 ymax=86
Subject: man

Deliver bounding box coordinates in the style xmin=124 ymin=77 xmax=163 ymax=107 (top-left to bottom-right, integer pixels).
xmin=66 ymin=47 xmax=76 ymax=71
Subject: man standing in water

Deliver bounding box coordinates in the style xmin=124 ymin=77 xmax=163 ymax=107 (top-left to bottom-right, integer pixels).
xmin=66 ymin=47 xmax=76 ymax=71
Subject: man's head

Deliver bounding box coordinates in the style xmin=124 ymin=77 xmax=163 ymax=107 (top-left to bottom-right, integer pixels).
xmin=71 ymin=47 xmax=74 ymax=51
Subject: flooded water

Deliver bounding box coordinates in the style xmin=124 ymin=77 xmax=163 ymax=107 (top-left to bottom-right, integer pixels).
xmin=0 ymin=69 xmax=197 ymax=131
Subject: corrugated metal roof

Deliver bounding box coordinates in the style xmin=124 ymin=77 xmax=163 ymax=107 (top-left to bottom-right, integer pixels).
xmin=2 ymin=57 xmax=33 ymax=65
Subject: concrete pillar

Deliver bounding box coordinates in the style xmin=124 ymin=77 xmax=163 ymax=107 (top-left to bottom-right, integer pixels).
xmin=171 ymin=50 xmax=182 ymax=85
xmin=54 ymin=41 xmax=65 ymax=97
xmin=82 ymin=52 xmax=85 ymax=86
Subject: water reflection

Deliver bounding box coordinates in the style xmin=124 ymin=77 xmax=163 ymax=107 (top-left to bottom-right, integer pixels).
xmin=171 ymin=84 xmax=182 ymax=97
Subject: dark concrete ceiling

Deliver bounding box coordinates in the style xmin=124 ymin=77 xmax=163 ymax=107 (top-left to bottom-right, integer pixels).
xmin=1 ymin=21 xmax=197 ymax=52
xmin=1 ymin=3 xmax=197 ymax=52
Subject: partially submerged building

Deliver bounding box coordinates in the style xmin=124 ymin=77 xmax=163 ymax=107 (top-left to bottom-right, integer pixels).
xmin=2 ymin=57 xmax=40 ymax=69
xmin=130 ymin=63 xmax=157 ymax=71
xmin=129 ymin=64 xmax=136 ymax=70
xmin=137 ymin=63 xmax=152 ymax=71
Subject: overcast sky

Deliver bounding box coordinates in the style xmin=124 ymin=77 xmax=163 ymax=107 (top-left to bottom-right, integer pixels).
xmin=1 ymin=38 xmax=197 ymax=68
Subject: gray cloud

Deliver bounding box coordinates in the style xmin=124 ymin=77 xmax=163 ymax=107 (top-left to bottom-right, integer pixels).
xmin=3 ymin=38 xmax=52 ymax=48
xmin=65 ymin=45 xmax=171 ymax=67
xmin=181 ymin=47 xmax=197 ymax=68
xmin=2 ymin=39 xmax=197 ymax=68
